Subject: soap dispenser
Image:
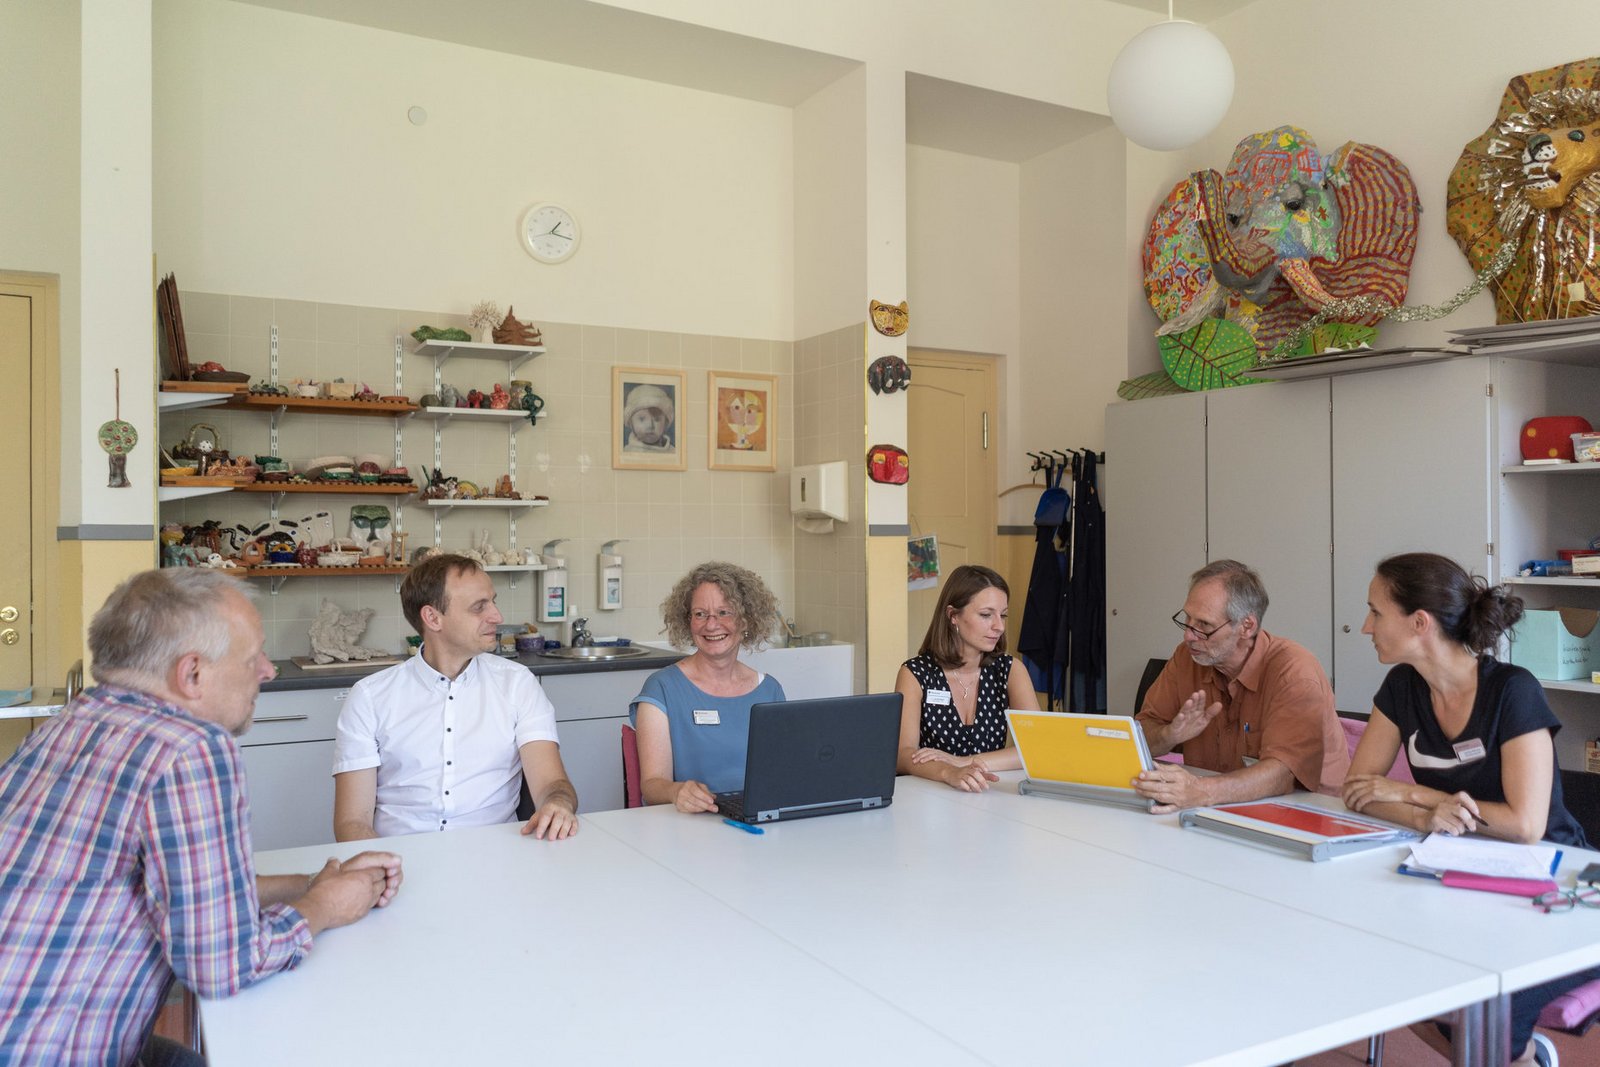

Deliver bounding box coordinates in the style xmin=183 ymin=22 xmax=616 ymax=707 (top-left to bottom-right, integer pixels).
xmin=598 ymin=539 xmax=625 ymax=611
xmin=538 ymin=538 xmax=570 ymax=623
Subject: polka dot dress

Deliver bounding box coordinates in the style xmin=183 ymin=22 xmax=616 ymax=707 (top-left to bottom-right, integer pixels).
xmin=905 ymin=653 xmax=1010 ymax=757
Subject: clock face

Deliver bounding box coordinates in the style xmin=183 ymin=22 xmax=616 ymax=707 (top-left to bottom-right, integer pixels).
xmin=521 ymin=203 xmax=579 ymax=263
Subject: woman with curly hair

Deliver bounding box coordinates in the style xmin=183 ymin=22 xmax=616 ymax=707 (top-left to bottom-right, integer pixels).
xmin=630 ymin=561 xmax=786 ymax=813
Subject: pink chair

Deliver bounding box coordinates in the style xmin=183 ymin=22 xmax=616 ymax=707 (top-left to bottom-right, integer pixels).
xmin=1338 ymin=714 xmax=1413 ymax=784
xmin=621 ymin=724 xmax=642 ymax=809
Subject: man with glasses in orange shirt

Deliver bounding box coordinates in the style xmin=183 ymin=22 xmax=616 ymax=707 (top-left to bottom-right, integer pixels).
xmin=1133 ymin=560 xmax=1349 ymax=813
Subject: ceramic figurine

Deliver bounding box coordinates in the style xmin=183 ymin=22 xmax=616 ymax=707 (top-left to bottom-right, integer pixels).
xmin=349 ymin=504 xmax=393 ymax=556
xmin=466 ymin=388 xmax=484 ymax=409
xmin=439 ymin=383 xmax=462 ymax=409
xmin=517 ymin=383 xmax=545 ymax=426
xmin=307 ymin=598 xmax=386 ymax=664
xmin=488 ymin=383 xmax=511 ymax=409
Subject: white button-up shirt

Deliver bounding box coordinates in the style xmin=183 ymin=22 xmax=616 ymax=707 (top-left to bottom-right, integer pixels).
xmin=333 ymin=651 xmax=560 ymax=837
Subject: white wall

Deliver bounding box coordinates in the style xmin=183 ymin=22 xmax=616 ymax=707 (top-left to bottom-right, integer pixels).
xmin=3 ymin=1 xmax=81 ymax=519
xmin=153 ymin=0 xmax=795 ymax=340
xmin=793 ymin=67 xmax=867 ymax=340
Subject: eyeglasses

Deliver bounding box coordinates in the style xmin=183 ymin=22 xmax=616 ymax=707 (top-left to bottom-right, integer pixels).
xmin=690 ymin=609 xmax=738 ymax=623
xmin=1532 ymin=885 xmax=1600 ymax=913
xmin=1171 ymin=610 xmax=1231 ymax=640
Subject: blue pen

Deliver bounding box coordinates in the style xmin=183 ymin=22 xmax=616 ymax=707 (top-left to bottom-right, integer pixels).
xmin=722 ymin=817 xmax=764 ymax=835
xmin=1552 ymin=850 xmax=1564 ymax=876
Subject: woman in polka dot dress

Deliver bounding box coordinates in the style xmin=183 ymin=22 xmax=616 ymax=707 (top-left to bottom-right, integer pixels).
xmin=895 ymin=565 xmax=1039 ymax=791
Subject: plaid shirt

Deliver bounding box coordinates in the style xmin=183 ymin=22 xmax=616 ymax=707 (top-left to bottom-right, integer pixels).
xmin=0 ymin=685 xmax=311 ymax=1066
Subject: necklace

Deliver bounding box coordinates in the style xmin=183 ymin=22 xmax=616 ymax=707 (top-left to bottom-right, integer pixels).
xmin=950 ymin=667 xmax=977 ymax=700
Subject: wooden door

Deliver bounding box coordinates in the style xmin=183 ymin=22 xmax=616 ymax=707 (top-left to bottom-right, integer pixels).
xmin=0 ymin=292 xmax=34 ymax=754
xmin=1207 ymin=378 xmax=1333 ymax=678
xmin=906 ymin=351 xmax=996 ymax=658
xmin=1104 ymin=392 xmax=1207 ymax=713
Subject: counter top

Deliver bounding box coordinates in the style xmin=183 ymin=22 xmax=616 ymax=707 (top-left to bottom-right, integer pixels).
xmin=261 ymin=647 xmax=684 ymax=691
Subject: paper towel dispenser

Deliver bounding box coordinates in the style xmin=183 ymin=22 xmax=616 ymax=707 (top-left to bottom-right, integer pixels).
xmin=790 ymin=461 xmax=847 ymax=532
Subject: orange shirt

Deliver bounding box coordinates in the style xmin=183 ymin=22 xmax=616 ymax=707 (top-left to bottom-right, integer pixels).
xmin=1136 ymin=631 xmax=1349 ymax=794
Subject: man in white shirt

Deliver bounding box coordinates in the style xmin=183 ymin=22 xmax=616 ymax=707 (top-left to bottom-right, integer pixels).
xmin=333 ymin=554 xmax=578 ymax=841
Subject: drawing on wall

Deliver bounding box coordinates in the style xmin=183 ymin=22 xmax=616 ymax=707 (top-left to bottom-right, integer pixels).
xmin=708 ymin=371 xmax=776 ymax=472
xmin=613 ymin=367 xmax=687 ymax=471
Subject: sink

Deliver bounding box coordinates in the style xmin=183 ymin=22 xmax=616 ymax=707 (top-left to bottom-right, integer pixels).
xmin=538 ymin=645 xmax=652 ymax=661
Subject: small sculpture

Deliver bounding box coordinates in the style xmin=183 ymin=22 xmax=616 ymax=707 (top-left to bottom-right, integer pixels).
xmin=411 ymin=325 xmax=471 ymax=343
xmin=478 ymin=529 xmax=503 ymax=567
xmin=349 ymin=504 xmax=393 ymax=556
xmin=492 ymin=306 xmax=543 ymax=347
xmin=492 ymin=474 xmax=518 ymax=498
xmin=517 ymin=382 xmax=545 ymax=426
xmin=308 ymin=598 xmax=386 ymax=664
xmin=466 ymin=388 xmax=484 ymax=409
xmin=468 ymin=300 xmax=502 ymax=344
xmin=439 ymin=384 xmax=462 ymax=408
xmin=488 ymin=383 xmax=511 ymax=409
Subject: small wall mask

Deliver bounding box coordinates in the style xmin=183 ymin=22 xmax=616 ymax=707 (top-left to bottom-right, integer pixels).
xmin=867 ymin=444 xmax=909 ymax=485
xmin=869 ymin=300 xmax=909 ymax=337
xmin=349 ymin=505 xmax=393 ymax=552
xmin=867 ymin=356 xmax=911 ymax=395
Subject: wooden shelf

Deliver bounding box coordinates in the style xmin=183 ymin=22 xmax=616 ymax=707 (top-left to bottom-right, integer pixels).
xmin=235 ymin=482 xmax=417 ymax=495
xmin=223 ymin=394 xmax=419 ymax=418
xmin=242 ymin=565 xmax=408 ymax=579
xmin=1503 ymin=576 xmax=1600 ymax=587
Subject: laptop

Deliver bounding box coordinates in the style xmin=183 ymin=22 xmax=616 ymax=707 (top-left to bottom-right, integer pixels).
xmin=716 ymin=693 xmax=901 ymax=824
xmin=1007 ymin=710 xmax=1158 ymax=812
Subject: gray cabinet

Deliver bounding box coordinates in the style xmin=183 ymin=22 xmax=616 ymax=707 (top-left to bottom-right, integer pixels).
xmin=1105 ymin=392 xmax=1207 ymax=713
xmin=541 ymin=668 xmax=654 ymax=814
xmin=240 ymin=688 xmax=346 ymax=850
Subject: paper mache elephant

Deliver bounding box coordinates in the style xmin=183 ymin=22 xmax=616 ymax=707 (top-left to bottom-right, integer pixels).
xmin=1135 ymin=125 xmax=1421 ymax=394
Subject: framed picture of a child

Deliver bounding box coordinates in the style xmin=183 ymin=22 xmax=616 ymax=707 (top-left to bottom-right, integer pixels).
xmin=613 ymin=367 xmax=687 ymax=471
xmin=707 ymin=371 xmax=777 ymax=472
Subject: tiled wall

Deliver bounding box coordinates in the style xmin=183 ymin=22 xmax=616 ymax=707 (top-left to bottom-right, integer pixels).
xmin=165 ymin=292 xmax=800 ymax=661
xmin=792 ymin=323 xmax=868 ymax=693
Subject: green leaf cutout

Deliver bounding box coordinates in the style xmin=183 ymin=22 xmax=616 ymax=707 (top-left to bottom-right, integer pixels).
xmin=1117 ymin=371 xmax=1187 ymax=401
xmin=1159 ymin=319 xmax=1267 ymax=391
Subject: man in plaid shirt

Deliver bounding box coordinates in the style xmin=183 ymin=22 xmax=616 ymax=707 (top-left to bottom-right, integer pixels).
xmin=0 ymin=568 xmax=404 ymax=1066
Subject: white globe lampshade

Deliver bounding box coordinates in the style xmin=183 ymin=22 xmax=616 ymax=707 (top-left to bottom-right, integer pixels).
xmin=1107 ymin=20 xmax=1234 ymax=151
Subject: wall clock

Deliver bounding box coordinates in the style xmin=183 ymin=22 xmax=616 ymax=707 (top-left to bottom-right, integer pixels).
xmin=521 ymin=203 xmax=580 ymax=263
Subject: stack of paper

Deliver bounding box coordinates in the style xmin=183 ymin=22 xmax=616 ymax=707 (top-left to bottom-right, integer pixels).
xmin=1401 ymin=834 xmax=1560 ymax=896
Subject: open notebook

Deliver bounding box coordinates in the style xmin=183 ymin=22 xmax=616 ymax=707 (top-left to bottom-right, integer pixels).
xmin=1008 ymin=711 xmax=1157 ymax=812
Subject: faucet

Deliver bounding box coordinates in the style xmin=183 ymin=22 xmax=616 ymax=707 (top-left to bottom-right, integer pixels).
xmin=570 ymin=617 xmax=594 ymax=647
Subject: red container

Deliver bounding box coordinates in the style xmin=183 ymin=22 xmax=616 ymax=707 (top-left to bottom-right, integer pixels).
xmin=1522 ymin=415 xmax=1593 ymax=461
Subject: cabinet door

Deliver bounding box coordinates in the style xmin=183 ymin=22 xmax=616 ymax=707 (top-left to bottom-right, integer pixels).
xmin=556 ymin=715 xmax=628 ymax=814
xmin=1206 ymin=379 xmax=1333 ymax=677
xmin=1105 ymin=392 xmax=1207 ymax=713
xmin=1331 ymin=357 xmax=1492 ymax=711
xmin=241 ymin=740 xmax=337 ymax=851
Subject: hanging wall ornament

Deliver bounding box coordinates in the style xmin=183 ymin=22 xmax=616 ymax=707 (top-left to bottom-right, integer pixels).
xmin=98 ymin=369 xmax=137 ymax=488
xmin=867 ymin=355 xmax=911 ymax=395
xmin=1447 ymin=56 xmax=1600 ymax=324
xmin=867 ymin=444 xmax=909 ymax=485
xmin=869 ymin=300 xmax=909 ymax=336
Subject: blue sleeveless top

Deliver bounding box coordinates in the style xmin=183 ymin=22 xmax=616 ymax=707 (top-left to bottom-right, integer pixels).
xmin=629 ymin=664 xmax=786 ymax=793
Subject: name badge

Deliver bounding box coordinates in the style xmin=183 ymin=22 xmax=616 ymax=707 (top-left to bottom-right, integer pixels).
xmin=693 ymin=709 xmax=721 ymax=726
xmin=927 ymin=689 xmax=952 ymax=706
xmin=1453 ymin=738 xmax=1487 ymax=763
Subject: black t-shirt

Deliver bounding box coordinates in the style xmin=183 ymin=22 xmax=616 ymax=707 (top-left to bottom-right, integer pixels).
xmin=1375 ymin=657 xmax=1586 ymax=847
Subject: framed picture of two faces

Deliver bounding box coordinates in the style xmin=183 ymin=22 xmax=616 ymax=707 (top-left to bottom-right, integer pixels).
xmin=612 ymin=366 xmax=776 ymax=473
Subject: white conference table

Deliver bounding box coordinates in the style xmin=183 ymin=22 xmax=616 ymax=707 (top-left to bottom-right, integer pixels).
xmin=934 ymin=776 xmax=1600 ymax=999
xmin=201 ymin=779 xmax=1503 ymax=1067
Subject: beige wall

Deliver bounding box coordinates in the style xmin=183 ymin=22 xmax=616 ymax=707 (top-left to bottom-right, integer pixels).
xmin=154 ymin=0 xmax=796 ymax=339
xmin=792 ymin=322 xmax=868 ymax=692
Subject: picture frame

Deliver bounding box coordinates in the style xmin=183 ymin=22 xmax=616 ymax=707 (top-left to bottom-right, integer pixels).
xmin=707 ymin=370 xmax=777 ymax=472
xmin=613 ymin=367 xmax=687 ymax=471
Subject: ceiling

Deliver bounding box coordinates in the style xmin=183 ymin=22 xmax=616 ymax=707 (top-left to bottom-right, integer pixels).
xmin=233 ymin=0 xmax=1252 ymax=162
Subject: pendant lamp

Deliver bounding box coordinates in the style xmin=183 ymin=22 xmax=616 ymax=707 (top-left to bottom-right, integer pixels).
xmin=1106 ymin=3 xmax=1233 ymax=151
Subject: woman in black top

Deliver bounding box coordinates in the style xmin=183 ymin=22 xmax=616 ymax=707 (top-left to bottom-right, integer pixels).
xmin=1344 ymin=552 xmax=1595 ymax=1067
xmin=895 ymin=565 xmax=1039 ymax=792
